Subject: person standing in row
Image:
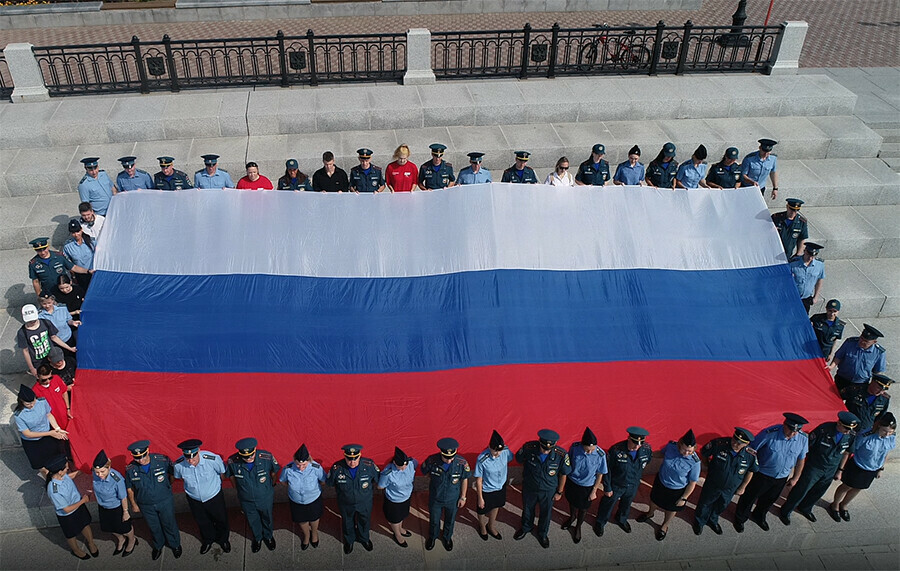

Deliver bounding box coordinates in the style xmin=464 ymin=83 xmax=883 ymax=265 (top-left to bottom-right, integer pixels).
xmin=17 ymin=303 xmax=74 ymax=378
xmin=153 ymin=157 xmax=193 ymax=190
xmin=562 ymin=427 xmax=607 ymax=544
xmin=675 ymin=145 xmax=709 ymax=189
xmin=789 ymin=242 xmax=825 ymax=314
xmin=92 ymin=449 xmax=137 ymax=557
xmin=831 ymin=324 xmax=887 ymax=393
xmin=457 ymin=152 xmax=493 ymax=185
xmin=115 ymin=156 xmax=154 ymax=191
xmin=771 ymin=198 xmax=808 ymax=259
xmin=77 ymin=157 xmax=116 ymax=216
xmin=829 ymin=412 xmax=895 ymax=522
xmin=613 ymin=146 xmax=646 ymax=186
xmin=125 ymin=440 xmax=181 ymax=561
xmin=594 ymin=427 xmax=652 ymax=536
xmin=705 ymin=147 xmax=743 ymax=189
xmin=173 ymin=439 xmax=230 ymax=554
xmin=194 ymin=154 xmax=234 ymax=189
xmin=574 ymin=144 xmax=610 ymax=186
xmin=545 ymin=156 xmax=575 ymax=186
xmin=14 ymin=384 xmax=68 ymax=477
xmin=226 ymin=438 xmax=279 ymax=553
xmin=385 ymin=145 xmax=418 ymax=192
xmin=645 ymin=142 xmax=678 ymax=189
xmin=418 ymin=144 xmax=455 ymax=190
xmin=62 ymin=219 xmax=94 ymax=290
xmin=28 ymin=237 xmax=90 ymax=297
xmin=78 ymin=202 xmax=104 ymax=240
xmin=500 ymin=151 xmax=538 ymax=184
xmin=377 ymin=447 xmax=417 ymax=547
xmin=46 ymin=455 xmax=98 ymax=560
xmin=514 ymin=429 xmax=571 ymax=548
xmin=327 ymin=444 xmax=379 ymax=554
xmin=349 ymin=148 xmax=386 ymax=193
xmin=637 ymin=429 xmax=701 ymax=541
xmin=236 ymin=162 xmax=273 ymax=190
xmin=32 ymin=364 xmax=71 ymax=430
xmin=742 ymin=138 xmax=779 ymax=199
xmin=312 ymin=151 xmax=350 ymax=192
xmin=693 ymin=427 xmax=756 ymax=536
xmin=422 ymin=437 xmax=470 ymax=551
xmin=811 ymin=299 xmax=845 ymax=362
xmin=280 ymin=444 xmax=325 ymax=550
xmin=842 ymin=373 xmax=892 ymax=432
xmin=277 ymin=159 xmax=313 ymax=191
xmin=474 ymin=430 xmax=513 ymax=541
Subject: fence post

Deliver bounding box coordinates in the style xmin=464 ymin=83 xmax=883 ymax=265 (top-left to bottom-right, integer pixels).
xmin=3 ymin=43 xmax=50 ymax=102
xmin=132 ymin=36 xmax=149 ymax=94
xmin=675 ymin=20 xmax=693 ymax=75
xmin=767 ymin=21 xmax=807 ymax=75
xmin=403 ymin=28 xmax=436 ymax=85
xmin=277 ymin=30 xmax=289 ymax=88
xmin=306 ymin=29 xmax=318 ymax=87
xmin=546 ymin=22 xmax=559 ymax=79
xmin=162 ymin=34 xmax=180 ymax=92
xmin=519 ymin=23 xmax=531 ymax=80
xmin=648 ymin=20 xmax=665 ymax=76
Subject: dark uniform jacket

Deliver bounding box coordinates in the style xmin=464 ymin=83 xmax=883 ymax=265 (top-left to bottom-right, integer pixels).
xmin=706 ymin=161 xmax=743 ymax=188
xmin=810 ymin=313 xmax=845 ymax=358
xmin=327 ymin=458 xmax=380 ymax=507
xmin=645 ymin=160 xmax=679 ymax=188
xmin=500 ymin=166 xmax=538 ymax=184
xmin=515 ymin=440 xmax=572 ymax=493
xmin=225 ymin=450 xmax=279 ymax=504
xmin=700 ymin=437 xmax=758 ymax=494
xmin=349 ymin=165 xmax=385 ymax=192
xmin=771 ymin=211 xmax=809 ymax=257
xmin=29 ymin=251 xmax=74 ymax=294
xmin=842 ymin=385 xmax=891 ymax=432
xmin=154 ymin=170 xmax=193 ymax=190
xmin=575 ymin=159 xmax=610 ymax=185
xmin=606 ymin=440 xmax=653 ymax=492
xmin=421 ymin=453 xmax=471 ymax=504
xmin=418 ymin=161 xmax=455 ymax=189
xmin=125 ymin=454 xmax=175 ymax=504
xmin=805 ymin=422 xmax=855 ymax=471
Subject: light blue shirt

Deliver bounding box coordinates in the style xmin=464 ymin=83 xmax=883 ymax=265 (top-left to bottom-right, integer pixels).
xmin=658 ymin=441 xmax=701 ymax=489
xmin=116 ymin=169 xmax=154 ymax=191
xmin=676 ymin=161 xmax=708 ymax=188
xmin=63 ymin=237 xmax=94 ymax=270
xmin=77 ymin=171 xmax=115 ymax=215
xmin=789 ymin=257 xmax=825 ymax=298
xmin=613 ymin=161 xmax=645 ymax=185
xmin=834 ymin=339 xmax=887 ymax=384
xmin=457 ymin=166 xmax=493 ymax=185
xmin=473 ymin=448 xmax=514 ymax=492
xmin=38 ymin=305 xmax=72 ymax=343
xmin=93 ymin=468 xmax=127 ymax=509
xmin=567 ymin=443 xmax=609 ymax=487
xmin=852 ymin=432 xmax=895 ymax=471
xmin=49 ymin=474 xmax=81 ymax=517
xmin=15 ymin=398 xmax=51 ymax=440
xmin=741 ymin=151 xmax=777 ymax=188
xmin=377 ymin=459 xmax=418 ymax=503
xmin=173 ymin=451 xmax=225 ymax=502
xmin=194 ymin=168 xmax=234 ymax=189
xmin=750 ymin=425 xmax=809 ymax=478
xmin=279 ymin=461 xmax=325 ymax=504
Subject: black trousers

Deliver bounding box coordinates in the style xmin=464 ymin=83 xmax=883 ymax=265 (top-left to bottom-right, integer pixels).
xmin=735 ymin=473 xmax=787 ymax=523
xmin=187 ymin=491 xmax=230 ymax=544
xmin=802 ymin=297 xmax=814 ymax=314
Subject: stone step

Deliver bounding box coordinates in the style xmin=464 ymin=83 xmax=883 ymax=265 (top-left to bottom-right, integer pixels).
xmin=801 ymin=205 xmax=899 ymax=260
xmin=878 ymin=142 xmax=900 ymax=157
xmin=876 ymin=128 xmax=900 ymax=144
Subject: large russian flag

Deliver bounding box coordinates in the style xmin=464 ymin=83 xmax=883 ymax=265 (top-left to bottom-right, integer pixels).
xmin=69 ymin=184 xmax=842 ymax=469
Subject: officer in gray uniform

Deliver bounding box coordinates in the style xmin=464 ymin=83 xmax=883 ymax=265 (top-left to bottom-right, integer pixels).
xmin=327 ymin=444 xmax=380 ymax=554
xmin=77 ymin=157 xmax=116 ymax=216
xmin=831 ymin=324 xmax=887 ymax=393
xmin=501 ymin=151 xmax=539 ymax=184
xmin=457 ymin=152 xmax=493 ymax=184
xmin=154 ymin=157 xmax=193 ymax=190
xmin=514 ymin=429 xmax=572 ymax=548
xmin=124 ymin=440 xmax=181 ymax=560
xmin=225 ymin=437 xmax=279 ymax=553
xmin=116 ymin=156 xmax=154 ymax=191
xmin=194 ymin=154 xmax=234 ymax=189
xmin=421 ymin=437 xmax=470 ymax=551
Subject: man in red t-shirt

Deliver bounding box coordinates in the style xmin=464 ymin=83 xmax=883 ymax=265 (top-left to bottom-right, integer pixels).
xmin=33 ymin=363 xmax=71 ymax=429
xmin=385 ymin=144 xmax=419 ymax=192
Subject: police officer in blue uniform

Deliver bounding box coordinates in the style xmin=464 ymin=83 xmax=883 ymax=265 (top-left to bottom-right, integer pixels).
xmin=575 ymin=144 xmax=611 ymax=186
xmin=693 ymin=427 xmax=757 ymax=535
xmin=513 ymin=429 xmax=572 ymax=548
xmin=594 ymin=426 xmax=652 ymax=536
xmin=173 ymin=439 xmax=230 ymax=554
xmin=831 ymin=324 xmax=887 ymax=393
xmin=77 ymin=157 xmax=116 ymax=216
xmin=734 ymin=413 xmax=809 ymax=532
xmin=194 ymin=154 xmax=234 ymax=189
xmin=457 ymin=152 xmax=493 ymax=184
xmin=225 ymin=437 xmax=279 ymax=553
xmin=326 ymin=444 xmax=380 ymax=554
xmin=613 ymin=146 xmax=646 ymax=186
xmin=789 ymin=242 xmax=825 ymax=314
xmin=501 ymin=151 xmax=539 ymax=184
xmin=741 ymin=138 xmax=779 ymax=199
xmin=811 ymin=299 xmax=845 ymax=361
xmin=124 ymin=440 xmax=181 ymax=560
xmin=421 ymin=437 xmax=470 ymax=551
xmin=348 ymin=148 xmax=386 ymax=193
xmin=842 ymin=373 xmax=892 ymax=432
xmin=116 ymin=156 xmax=154 ymax=191
xmin=675 ymin=145 xmax=709 ymax=189
xmin=829 ymin=411 xmax=896 ymax=522
xmin=418 ymin=144 xmax=455 ymax=190
xmin=562 ymin=427 xmax=607 ymax=543
xmin=154 ymin=157 xmax=193 ymax=190
xmin=771 ymin=198 xmax=809 ymax=258
xmin=637 ymin=429 xmax=701 ymax=541
xmin=705 ymin=147 xmax=743 ymax=189
xmin=780 ymin=411 xmax=859 ymax=525
xmin=28 ymin=237 xmax=90 ymax=297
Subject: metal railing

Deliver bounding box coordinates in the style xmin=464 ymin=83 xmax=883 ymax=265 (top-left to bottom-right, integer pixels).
xmin=0 ymin=52 xmax=12 ymax=100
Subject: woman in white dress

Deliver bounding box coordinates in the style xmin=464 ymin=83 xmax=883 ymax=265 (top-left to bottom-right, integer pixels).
xmin=544 ymin=157 xmax=576 ymax=186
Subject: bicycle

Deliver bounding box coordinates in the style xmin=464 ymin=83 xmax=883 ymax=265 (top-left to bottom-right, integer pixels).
xmin=576 ymin=23 xmax=652 ymax=71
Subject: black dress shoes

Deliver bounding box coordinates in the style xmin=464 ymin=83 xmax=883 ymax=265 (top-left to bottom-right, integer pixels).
xmin=264 ymin=537 xmax=276 ymax=550
xmin=442 ymin=537 xmax=453 ymax=551
xmin=343 ymin=542 xmax=353 ymax=554
xmin=798 ymin=510 xmax=816 ymax=523
xmin=362 ymin=540 xmax=373 ymax=551
xmin=172 ymin=546 xmax=182 ymax=559
xmin=593 ymin=524 xmax=604 ymax=537
xmin=200 ymin=542 xmax=212 ymax=554
xmin=513 ymin=529 xmax=528 ymax=541
xmin=692 ymin=520 xmax=703 ymax=535
xmin=221 ymin=541 xmax=231 ymax=553
xmin=733 ymin=520 xmax=745 ymax=533
xmin=617 ymin=521 xmax=632 ymax=533
xmin=538 ymin=536 xmax=550 ymax=549
xmin=151 ymin=548 xmax=162 ymax=560
xmin=251 ymin=540 xmax=261 ymax=553
xmin=708 ymin=522 xmax=723 ymax=535
xmin=425 ymin=537 xmax=435 ymax=550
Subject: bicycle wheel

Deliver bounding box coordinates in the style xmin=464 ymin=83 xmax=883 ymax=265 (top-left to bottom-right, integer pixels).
xmin=576 ymin=42 xmax=599 ymax=72
xmin=619 ymin=44 xmax=652 ymax=70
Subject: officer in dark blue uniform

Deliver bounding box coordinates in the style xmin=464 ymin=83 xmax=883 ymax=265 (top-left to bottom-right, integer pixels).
xmin=421 ymin=437 xmax=470 ymax=551
xmin=594 ymin=426 xmax=653 ymax=536
xmin=771 ymin=198 xmax=809 ymax=258
xmin=811 ymin=299 xmax=846 ymax=361
xmin=349 ymin=148 xmax=386 ymax=193
xmin=326 ymin=444 xmax=380 ymax=554
xmin=575 ymin=144 xmax=611 ymax=186
xmin=513 ymin=429 xmax=572 ymax=548
xmin=693 ymin=427 xmax=757 ymax=535
xmin=705 ymin=147 xmax=743 ymax=189
xmin=124 ymin=440 xmax=181 ymax=560
xmin=225 ymin=437 xmax=280 ymax=553
xmin=28 ymin=237 xmax=89 ymax=297
xmin=418 ymin=144 xmax=455 ymax=190
xmin=153 ymin=156 xmax=193 ymax=190
xmin=501 ymin=151 xmax=539 ymax=184
xmin=645 ymin=142 xmax=679 ymax=188
xmin=842 ymin=373 xmax=893 ymax=432
xmin=780 ymin=411 xmax=859 ymax=525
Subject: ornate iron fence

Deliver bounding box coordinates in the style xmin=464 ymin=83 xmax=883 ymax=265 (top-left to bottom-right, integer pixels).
xmin=0 ymin=52 xmax=13 ymax=100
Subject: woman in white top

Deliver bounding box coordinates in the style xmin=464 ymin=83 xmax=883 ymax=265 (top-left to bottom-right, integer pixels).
xmin=544 ymin=157 xmax=576 ymax=186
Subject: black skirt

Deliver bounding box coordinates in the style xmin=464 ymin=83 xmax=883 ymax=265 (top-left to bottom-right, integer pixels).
xmin=476 ymin=486 xmax=507 ymax=515
xmin=842 ymin=458 xmax=878 ymax=490
xmin=649 ymin=474 xmax=687 ymax=512
xmin=382 ymin=497 xmax=412 ymax=524
xmin=58 ymin=504 xmax=91 ymax=539
xmin=22 ymin=436 xmax=63 ymax=470
xmin=289 ymin=495 xmax=323 ymax=523
xmin=564 ymin=480 xmax=594 ymax=510
xmin=98 ymin=504 xmax=133 ymax=534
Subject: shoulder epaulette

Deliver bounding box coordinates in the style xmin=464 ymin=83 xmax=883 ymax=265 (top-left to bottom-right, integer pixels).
xmin=766 ymin=426 xmax=780 ymax=433
xmin=372 ymin=165 xmax=382 ymax=171
xmin=195 ymin=169 xmax=204 ymax=175
xmin=311 ymin=461 xmax=321 ymax=469
xmin=202 ymin=453 xmax=216 ymax=460
xmin=257 ymin=451 xmax=272 ymax=460
xmin=79 ymin=175 xmax=90 ymax=184
xmin=35 ymin=397 xmax=47 ymax=401
xmin=875 ymin=344 xmax=885 ymax=354
xmin=137 ymin=169 xmax=150 ymax=175
xmin=554 ymin=445 xmax=567 ymax=456
xmin=219 ymin=168 xmax=229 ymax=173
xmin=847 ymin=336 xmax=860 ymax=343
xmin=175 ymin=457 xmax=185 ymax=463
xmin=13 ymin=409 xmax=21 ymax=416
xmin=690 ymin=453 xmax=700 ymax=462
xmin=361 ymin=458 xmax=375 ymax=467
xmin=111 ymin=472 xmax=121 ymax=482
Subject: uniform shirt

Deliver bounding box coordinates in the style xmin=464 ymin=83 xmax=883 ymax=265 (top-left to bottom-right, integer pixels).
xmin=29 ymin=251 xmax=74 ymax=294
xmin=473 ymin=448 xmax=514 ymax=492
xmin=851 ymin=431 xmax=895 ymax=471
xmin=741 ymin=151 xmax=777 ymax=188
xmin=456 ymin=166 xmax=493 ymax=185
xmin=349 ymin=164 xmax=386 ymax=192
xmin=77 ymin=170 xmax=115 ymax=215
xmin=385 ymin=161 xmax=419 ymax=192
xmin=676 ymin=161 xmax=708 ymax=189
xmin=418 ymin=160 xmax=455 ymax=189
xmin=125 ymin=454 xmax=175 ymax=505
xmin=154 ymin=169 xmax=193 ymax=191
xmin=750 ymin=425 xmax=808 ymax=479
xmin=326 ymin=457 xmax=380 ymax=506
xmin=790 ymin=257 xmax=825 ymax=298
xmin=279 ymin=460 xmax=325 ymax=504
xmin=515 ymin=440 xmax=572 ymax=493
xmin=49 ymin=474 xmax=81 ymax=517
xmin=378 ymin=459 xmax=418 ymax=503
xmin=173 ymin=451 xmax=225 ymax=502
xmin=421 ymin=453 xmax=471 ymax=504
xmin=14 ymin=397 xmax=51 ymax=440
xmin=834 ymin=338 xmax=887 ymax=384
xmin=805 ymin=422 xmax=856 ymax=471
xmin=312 ymin=167 xmax=350 ymax=192
xmin=771 ymin=211 xmax=809 ymax=257
xmin=194 ymin=168 xmax=234 ymax=189
xmin=645 ymin=160 xmax=678 ymax=188
xmin=500 ymin=166 xmax=538 ymax=184
xmin=277 ymin=174 xmax=313 ymax=191
xmin=16 ymin=319 xmax=58 ymax=362
xmin=658 ymin=441 xmax=701 ymax=489
xmin=63 ymin=237 xmax=94 ymax=270
xmin=706 ymin=161 xmax=743 ymax=188
xmin=567 ymin=443 xmax=608 ymax=488
xmin=116 ymin=169 xmax=154 ymax=191
xmin=810 ymin=313 xmax=845 ymax=358
xmin=575 ymin=159 xmax=610 ymax=186
xmin=32 ymin=377 xmax=68 ymax=429
xmin=93 ymin=468 xmax=127 ymax=509
xmin=700 ymin=437 xmax=758 ymax=493
xmin=606 ymin=440 xmax=653 ymax=491
xmin=79 ymin=214 xmax=104 ymax=240
xmin=613 ymin=161 xmax=646 ymax=185
xmin=38 ymin=305 xmax=72 ymax=343
xmin=225 ymin=450 xmax=280 ymax=504
xmin=842 ymin=384 xmax=891 ymax=432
